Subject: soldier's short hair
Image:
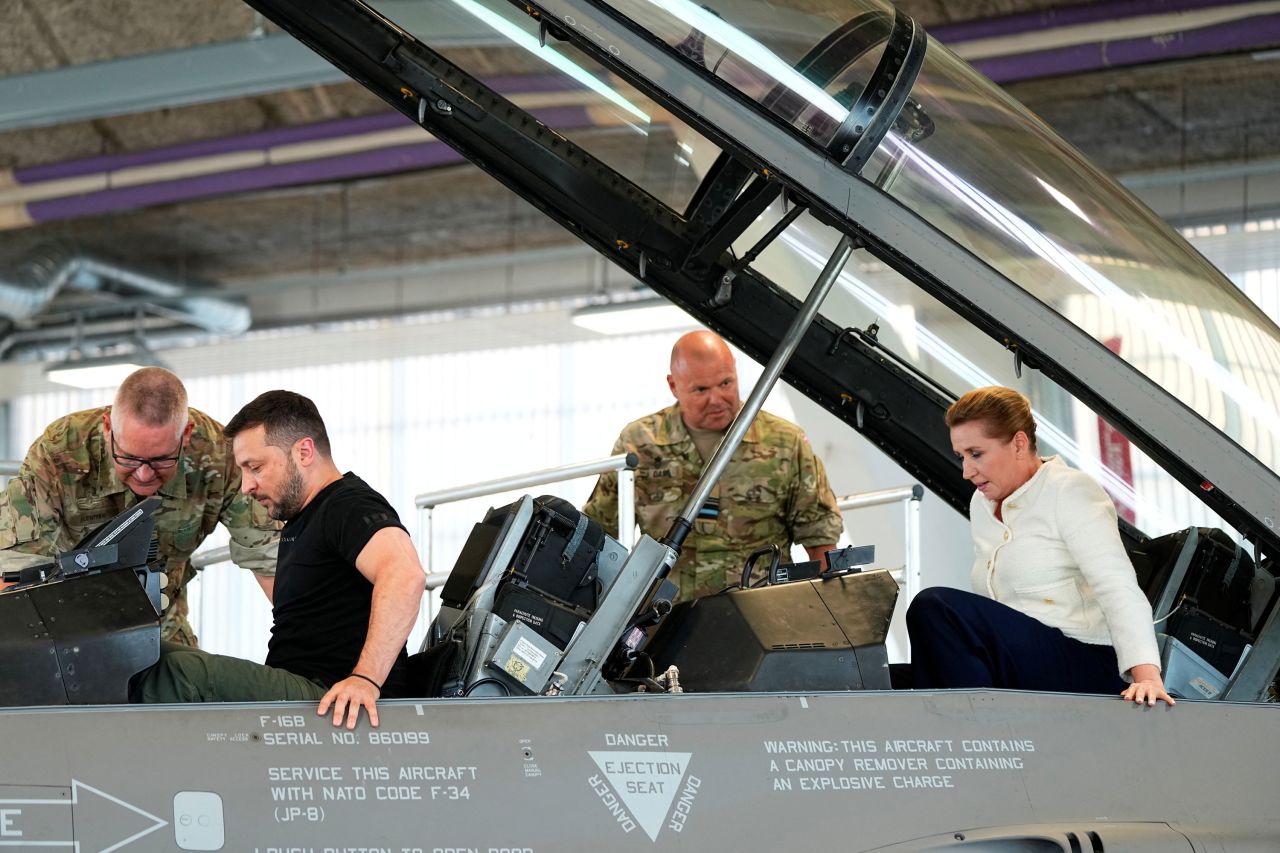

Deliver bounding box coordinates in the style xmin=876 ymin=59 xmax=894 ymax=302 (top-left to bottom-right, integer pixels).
xmin=113 ymin=367 xmax=188 ymax=432
xmin=224 ymin=390 xmax=332 ymax=458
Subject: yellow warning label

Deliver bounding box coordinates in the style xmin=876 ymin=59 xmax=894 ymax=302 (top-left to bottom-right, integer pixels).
xmin=504 ymin=656 xmax=531 ymax=683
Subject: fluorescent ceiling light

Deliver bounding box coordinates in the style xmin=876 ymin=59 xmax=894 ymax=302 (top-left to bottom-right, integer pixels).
xmin=571 ymin=301 xmax=697 ymax=335
xmin=45 ymin=350 xmax=168 ymax=390
xmin=447 ymin=0 xmax=651 ymax=122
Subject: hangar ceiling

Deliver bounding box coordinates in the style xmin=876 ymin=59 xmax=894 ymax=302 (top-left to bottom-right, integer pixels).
xmin=1 ymin=0 xmax=1279 ymax=359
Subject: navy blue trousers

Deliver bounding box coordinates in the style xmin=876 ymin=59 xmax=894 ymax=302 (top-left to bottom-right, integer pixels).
xmin=906 ymin=587 xmax=1128 ymax=695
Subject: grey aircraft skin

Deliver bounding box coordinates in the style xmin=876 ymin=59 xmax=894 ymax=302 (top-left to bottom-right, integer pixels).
xmin=2 ymin=0 xmax=1280 ymax=851
xmin=0 ymin=693 xmax=1273 ymax=851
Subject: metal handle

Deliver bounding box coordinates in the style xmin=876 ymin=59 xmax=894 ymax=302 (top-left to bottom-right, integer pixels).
xmin=414 ymin=452 xmax=638 ymax=508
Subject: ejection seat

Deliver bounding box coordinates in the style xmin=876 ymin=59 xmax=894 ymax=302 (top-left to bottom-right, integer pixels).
xmin=1128 ymin=527 xmax=1278 ymax=699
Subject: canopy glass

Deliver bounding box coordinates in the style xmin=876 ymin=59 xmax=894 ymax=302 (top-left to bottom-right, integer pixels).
xmin=380 ymin=0 xmax=1278 ymax=538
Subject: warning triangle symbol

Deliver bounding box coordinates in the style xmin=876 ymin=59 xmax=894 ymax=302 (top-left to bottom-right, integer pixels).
xmin=588 ymin=751 xmax=691 ymax=842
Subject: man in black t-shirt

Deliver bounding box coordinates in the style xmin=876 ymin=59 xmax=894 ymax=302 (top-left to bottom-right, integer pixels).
xmin=131 ymin=391 xmax=425 ymax=729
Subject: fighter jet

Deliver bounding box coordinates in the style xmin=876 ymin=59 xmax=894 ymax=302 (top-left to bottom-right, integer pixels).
xmin=1 ymin=0 xmax=1277 ymax=849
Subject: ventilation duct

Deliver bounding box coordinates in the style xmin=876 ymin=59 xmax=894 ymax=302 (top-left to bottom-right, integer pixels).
xmin=0 ymin=243 xmax=251 ymax=359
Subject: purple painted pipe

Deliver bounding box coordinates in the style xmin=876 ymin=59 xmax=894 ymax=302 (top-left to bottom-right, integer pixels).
xmin=26 ymin=105 xmax=592 ymax=224
xmin=28 ymin=143 xmax=462 ymax=222
xmin=933 ymin=0 xmax=1251 ymax=44
xmin=974 ymin=13 xmax=1280 ymax=82
xmin=18 ymin=112 xmax=412 ymax=183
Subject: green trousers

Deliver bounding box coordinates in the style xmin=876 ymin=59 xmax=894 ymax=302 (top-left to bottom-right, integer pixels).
xmin=130 ymin=641 xmax=329 ymax=703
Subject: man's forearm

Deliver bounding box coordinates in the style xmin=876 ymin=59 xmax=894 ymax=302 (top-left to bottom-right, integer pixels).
xmin=253 ymin=574 xmax=275 ymax=604
xmin=352 ymin=566 xmax=425 ymax=683
xmin=805 ymin=543 xmax=836 ymax=562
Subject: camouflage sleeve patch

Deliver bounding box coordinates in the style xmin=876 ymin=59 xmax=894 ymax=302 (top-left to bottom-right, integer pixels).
xmin=786 ymin=435 xmax=844 ymax=547
xmin=0 ymin=475 xmax=58 ymax=557
xmin=222 ymin=491 xmax=281 ymax=576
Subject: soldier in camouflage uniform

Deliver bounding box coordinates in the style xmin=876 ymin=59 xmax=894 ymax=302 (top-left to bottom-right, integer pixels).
xmin=584 ymin=332 xmax=842 ymax=602
xmin=0 ymin=368 xmax=279 ymax=646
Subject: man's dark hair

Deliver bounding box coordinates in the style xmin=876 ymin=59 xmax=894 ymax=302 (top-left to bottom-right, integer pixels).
xmin=224 ymin=390 xmax=332 ymax=458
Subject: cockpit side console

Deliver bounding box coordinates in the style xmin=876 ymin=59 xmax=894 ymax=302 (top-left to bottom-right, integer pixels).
xmin=0 ymin=498 xmax=165 ymax=706
xmin=423 ymin=496 xmax=897 ymax=698
xmin=643 ymin=570 xmax=899 ymax=692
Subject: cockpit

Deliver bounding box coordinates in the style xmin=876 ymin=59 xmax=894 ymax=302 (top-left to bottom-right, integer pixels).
xmin=3 ymin=0 xmax=1280 ymax=708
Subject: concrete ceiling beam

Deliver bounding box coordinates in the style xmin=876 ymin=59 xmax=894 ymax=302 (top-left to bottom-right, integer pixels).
xmin=0 ymin=2 xmax=497 ymax=133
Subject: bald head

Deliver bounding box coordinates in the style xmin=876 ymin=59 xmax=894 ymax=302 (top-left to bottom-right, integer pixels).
xmin=667 ymin=332 xmax=740 ymax=431
xmin=669 ymin=331 xmax=733 ymax=374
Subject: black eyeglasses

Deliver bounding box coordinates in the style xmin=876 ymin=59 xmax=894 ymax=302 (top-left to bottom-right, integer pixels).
xmin=110 ymin=433 xmax=183 ymax=472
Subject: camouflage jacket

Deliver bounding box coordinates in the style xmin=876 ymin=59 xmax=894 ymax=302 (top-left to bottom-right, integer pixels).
xmin=0 ymin=406 xmax=279 ymax=646
xmin=583 ymin=404 xmax=843 ymax=602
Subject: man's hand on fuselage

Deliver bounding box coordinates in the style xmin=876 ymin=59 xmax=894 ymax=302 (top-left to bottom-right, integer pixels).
xmin=318 ymin=673 xmax=384 ymax=729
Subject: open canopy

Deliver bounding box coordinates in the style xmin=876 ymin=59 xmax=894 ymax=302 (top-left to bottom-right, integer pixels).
xmin=246 ymin=0 xmax=1280 ymax=558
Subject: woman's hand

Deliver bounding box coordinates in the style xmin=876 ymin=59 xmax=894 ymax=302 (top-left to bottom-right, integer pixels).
xmin=1121 ymin=663 xmax=1175 ymax=707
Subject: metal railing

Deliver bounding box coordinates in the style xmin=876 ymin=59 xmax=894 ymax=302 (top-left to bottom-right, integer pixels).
xmin=188 ymin=474 xmax=925 ymax=646
xmin=836 ymin=484 xmax=923 ymax=603
xmin=0 ymin=460 xmax=19 ymax=478
xmin=188 ymin=453 xmax=640 ymax=583
xmin=191 ymin=544 xmax=231 ymax=569
xmin=414 ymin=452 xmax=638 ymax=589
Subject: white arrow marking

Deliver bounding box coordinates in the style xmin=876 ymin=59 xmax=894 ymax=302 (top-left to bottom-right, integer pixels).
xmin=0 ymin=780 xmax=167 ymax=852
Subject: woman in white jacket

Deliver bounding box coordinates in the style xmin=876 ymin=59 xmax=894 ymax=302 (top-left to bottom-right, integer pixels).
xmin=907 ymin=386 xmax=1174 ymax=706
